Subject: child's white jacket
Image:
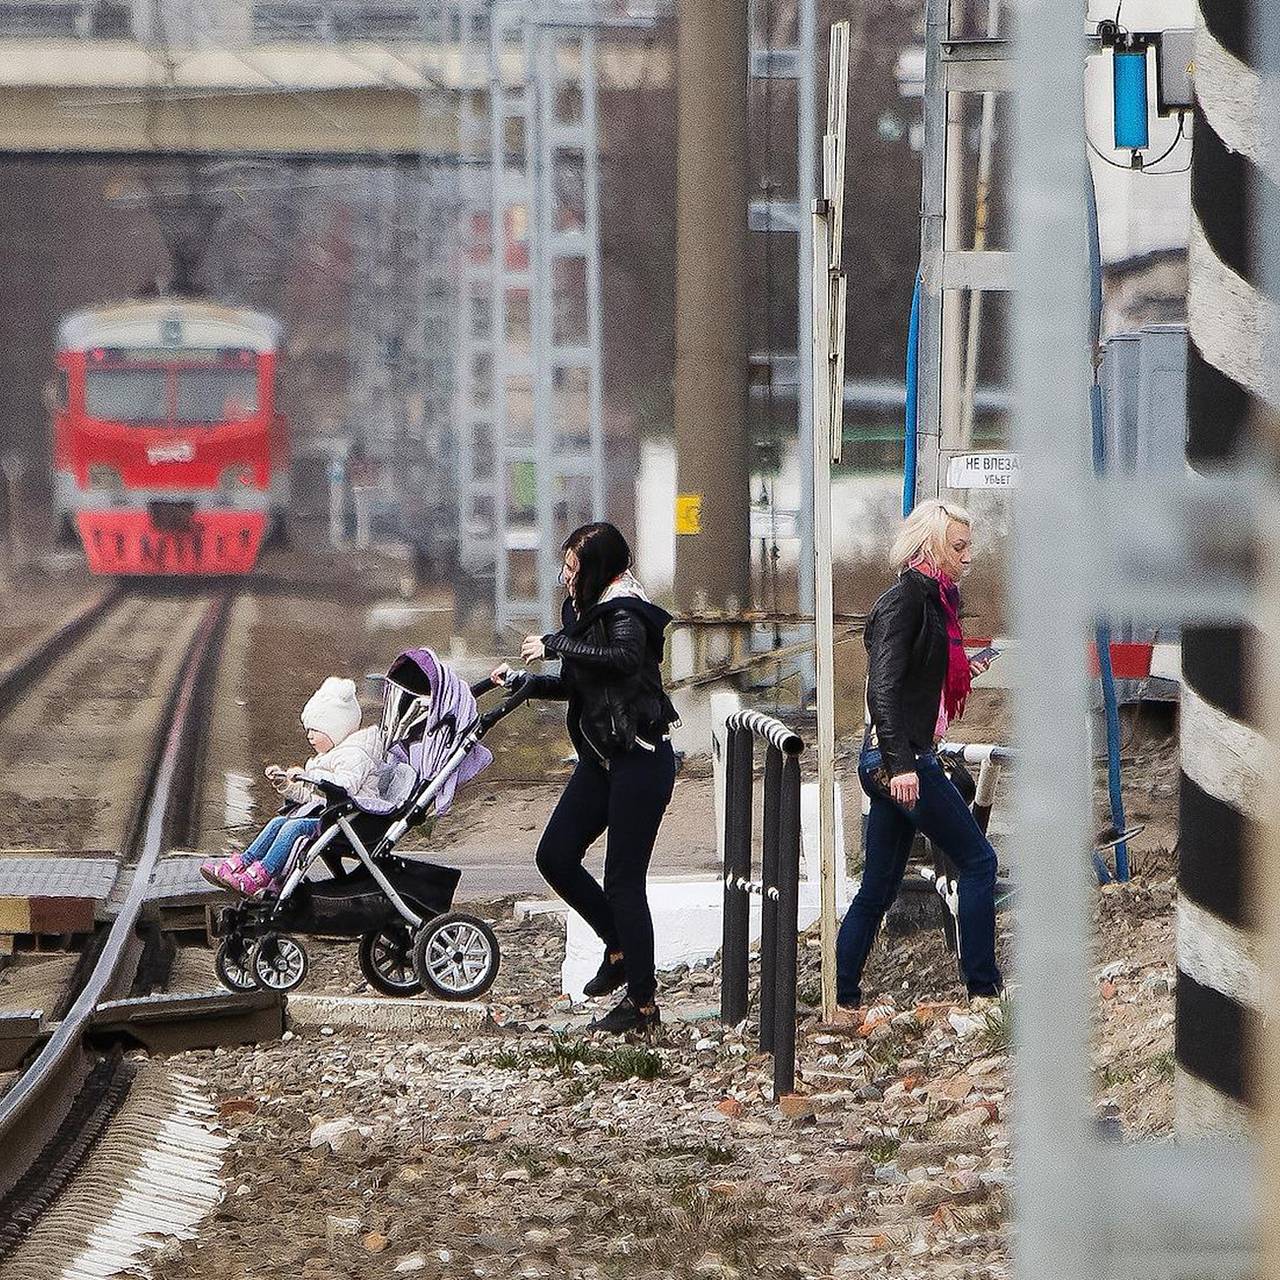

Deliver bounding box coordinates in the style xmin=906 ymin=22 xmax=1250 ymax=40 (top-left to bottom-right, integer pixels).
xmin=282 ymin=725 xmax=383 ymax=805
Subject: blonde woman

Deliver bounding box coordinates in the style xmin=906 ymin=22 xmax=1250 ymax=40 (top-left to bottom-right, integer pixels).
xmin=835 ymin=499 xmax=1003 ymax=1015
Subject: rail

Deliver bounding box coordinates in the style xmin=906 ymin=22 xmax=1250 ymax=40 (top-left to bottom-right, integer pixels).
xmin=0 ymin=585 xmax=123 ymax=722
xmin=0 ymin=593 xmax=230 ymax=1211
xmin=720 ymin=710 xmax=805 ymax=1100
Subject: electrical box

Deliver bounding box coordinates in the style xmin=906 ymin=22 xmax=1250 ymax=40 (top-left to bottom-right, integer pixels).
xmin=1156 ymin=28 xmax=1195 ymax=114
xmin=1098 ymin=323 xmax=1188 ymax=701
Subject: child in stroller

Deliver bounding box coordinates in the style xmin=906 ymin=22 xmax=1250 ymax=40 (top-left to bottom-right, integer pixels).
xmin=211 ymin=648 xmax=533 ymax=999
xmin=201 ymin=676 xmax=383 ymax=899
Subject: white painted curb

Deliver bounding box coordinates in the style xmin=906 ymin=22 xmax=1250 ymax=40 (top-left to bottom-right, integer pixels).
xmin=287 ymin=993 xmax=491 ymax=1032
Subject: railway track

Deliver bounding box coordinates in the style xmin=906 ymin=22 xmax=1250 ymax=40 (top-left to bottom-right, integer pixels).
xmin=0 ymin=592 xmax=232 ymax=1264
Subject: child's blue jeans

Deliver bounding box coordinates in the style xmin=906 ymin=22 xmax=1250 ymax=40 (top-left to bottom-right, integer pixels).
xmin=242 ymin=815 xmax=321 ymax=877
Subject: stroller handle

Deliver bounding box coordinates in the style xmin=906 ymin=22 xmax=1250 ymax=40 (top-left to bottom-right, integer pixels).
xmin=476 ymin=673 xmax=534 ymax=735
xmin=470 ymin=670 xmax=527 ymax=699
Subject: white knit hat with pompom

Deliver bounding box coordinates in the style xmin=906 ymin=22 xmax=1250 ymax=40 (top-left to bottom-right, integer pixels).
xmin=300 ymin=676 xmax=361 ymax=744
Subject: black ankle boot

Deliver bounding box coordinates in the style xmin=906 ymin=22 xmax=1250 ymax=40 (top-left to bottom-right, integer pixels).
xmin=583 ymin=950 xmax=627 ymax=998
xmin=588 ymin=996 xmax=660 ymax=1035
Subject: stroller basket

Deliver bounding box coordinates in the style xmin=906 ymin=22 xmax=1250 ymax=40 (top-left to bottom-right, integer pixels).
xmin=247 ymin=855 xmax=462 ymax=937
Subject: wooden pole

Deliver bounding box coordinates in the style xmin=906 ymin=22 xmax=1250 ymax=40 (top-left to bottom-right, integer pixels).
xmin=811 ymin=203 xmax=837 ymax=1021
xmin=811 ymin=22 xmax=850 ymax=1024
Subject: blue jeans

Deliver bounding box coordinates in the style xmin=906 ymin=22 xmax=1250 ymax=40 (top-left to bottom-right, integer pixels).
xmin=836 ymin=747 xmax=1002 ymax=1004
xmin=242 ymin=815 xmax=320 ymax=877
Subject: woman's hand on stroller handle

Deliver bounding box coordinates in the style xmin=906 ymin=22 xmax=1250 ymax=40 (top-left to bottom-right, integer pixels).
xmin=487 ymin=664 xmax=528 ymax=691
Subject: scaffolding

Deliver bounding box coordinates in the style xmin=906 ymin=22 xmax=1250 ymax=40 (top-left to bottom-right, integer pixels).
xmin=454 ymin=0 xmax=498 ymax=585
xmin=452 ymin=0 xmax=616 ymax=633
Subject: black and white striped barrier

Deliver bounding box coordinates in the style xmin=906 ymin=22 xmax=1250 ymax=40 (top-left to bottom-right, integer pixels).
xmin=1177 ymin=0 xmax=1257 ymax=1137
xmin=721 ymin=711 xmax=805 ymax=1100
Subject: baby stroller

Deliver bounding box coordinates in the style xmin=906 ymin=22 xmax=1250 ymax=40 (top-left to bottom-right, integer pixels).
xmin=211 ymin=650 xmax=532 ymax=999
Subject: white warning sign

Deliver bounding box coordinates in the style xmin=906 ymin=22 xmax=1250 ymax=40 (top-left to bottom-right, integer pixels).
xmin=946 ymin=452 xmax=1021 ymax=490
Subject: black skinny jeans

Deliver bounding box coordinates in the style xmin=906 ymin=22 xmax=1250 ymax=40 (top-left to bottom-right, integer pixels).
xmin=535 ymin=741 xmax=676 ymax=1006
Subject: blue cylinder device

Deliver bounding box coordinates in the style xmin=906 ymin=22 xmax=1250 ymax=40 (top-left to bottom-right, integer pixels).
xmin=1113 ymin=47 xmax=1150 ymax=150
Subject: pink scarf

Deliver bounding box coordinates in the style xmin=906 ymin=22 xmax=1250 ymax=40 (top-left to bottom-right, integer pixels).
xmin=910 ymin=558 xmax=971 ymax=724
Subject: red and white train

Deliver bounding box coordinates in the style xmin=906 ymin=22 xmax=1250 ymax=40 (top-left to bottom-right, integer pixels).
xmin=51 ymin=298 xmax=289 ymax=575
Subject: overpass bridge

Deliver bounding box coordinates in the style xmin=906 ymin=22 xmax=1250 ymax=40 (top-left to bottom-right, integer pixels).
xmin=0 ymin=0 xmax=668 ymax=155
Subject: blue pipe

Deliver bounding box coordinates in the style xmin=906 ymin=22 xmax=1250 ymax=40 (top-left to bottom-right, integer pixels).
xmin=1087 ymin=172 xmax=1130 ymax=882
xmin=903 ymin=271 xmax=922 ymax=517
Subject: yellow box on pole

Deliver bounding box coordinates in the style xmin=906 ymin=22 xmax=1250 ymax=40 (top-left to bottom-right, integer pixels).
xmin=675 ymin=493 xmax=703 ymax=535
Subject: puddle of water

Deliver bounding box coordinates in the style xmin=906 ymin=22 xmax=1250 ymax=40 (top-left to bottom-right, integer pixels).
xmin=224 ymin=770 xmax=255 ymax=829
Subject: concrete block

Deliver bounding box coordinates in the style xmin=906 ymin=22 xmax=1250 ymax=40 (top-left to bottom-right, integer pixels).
xmin=287 ymin=993 xmax=491 ymax=1033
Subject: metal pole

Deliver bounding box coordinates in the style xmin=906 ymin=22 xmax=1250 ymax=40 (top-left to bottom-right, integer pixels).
xmin=960 ymin=0 xmax=1002 ymax=447
xmin=797 ymin=0 xmax=817 ymax=687
xmin=673 ymin=1 xmax=751 ymax=614
xmin=772 ymin=754 xmax=801 ymax=1099
xmin=1009 ymin=1 xmax=1099 ymax=1277
xmin=759 ymin=744 xmax=783 ymax=1053
xmin=939 ymin=0 xmax=968 ymax=453
xmin=915 ymin=0 xmax=947 ymax=499
xmin=1254 ymin=0 xmax=1280 ymax=1266
xmin=720 ymin=726 xmax=752 ymax=1025
xmin=531 ymin=20 xmax=558 ymax=631
xmin=489 ymin=6 xmax=514 ymax=632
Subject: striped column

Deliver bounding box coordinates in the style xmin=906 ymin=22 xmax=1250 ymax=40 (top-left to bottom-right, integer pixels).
xmin=1177 ymin=0 xmax=1266 ymax=1136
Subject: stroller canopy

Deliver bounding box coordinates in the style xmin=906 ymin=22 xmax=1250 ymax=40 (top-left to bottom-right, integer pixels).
xmin=375 ymin=648 xmax=492 ymax=816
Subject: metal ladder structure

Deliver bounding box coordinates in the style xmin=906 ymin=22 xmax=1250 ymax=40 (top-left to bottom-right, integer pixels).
xmin=913 ymin=0 xmax=1013 ymax=499
xmin=746 ymin=0 xmax=815 ymax=632
xmin=454 ymin=0 xmax=611 ymax=634
xmin=488 ymin=0 xmax=605 ymax=634
xmin=414 ymin=0 xmax=461 ymax=566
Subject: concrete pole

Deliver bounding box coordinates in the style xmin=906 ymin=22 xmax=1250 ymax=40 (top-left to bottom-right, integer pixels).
xmin=672 ymin=1 xmax=751 ymax=616
xmin=1175 ymin=0 xmax=1258 ymax=1139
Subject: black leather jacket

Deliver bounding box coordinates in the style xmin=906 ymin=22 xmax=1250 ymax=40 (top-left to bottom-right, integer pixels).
xmin=864 ymin=569 xmax=950 ymax=776
xmin=525 ymin=594 xmax=678 ymax=761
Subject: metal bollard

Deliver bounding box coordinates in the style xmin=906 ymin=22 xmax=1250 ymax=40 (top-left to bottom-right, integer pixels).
xmin=720 ymin=726 xmax=753 ymax=1025
xmin=772 ymin=754 xmax=802 ymax=1099
xmin=720 ymin=710 xmax=806 ymax=1100
xmin=758 ymin=744 xmax=783 ymax=1054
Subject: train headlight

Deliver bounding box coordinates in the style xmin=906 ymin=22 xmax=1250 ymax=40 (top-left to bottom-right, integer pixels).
xmin=87 ymin=464 xmax=123 ymax=492
xmin=219 ymin=465 xmax=255 ymax=492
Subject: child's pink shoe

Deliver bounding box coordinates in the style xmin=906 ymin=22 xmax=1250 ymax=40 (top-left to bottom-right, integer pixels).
xmin=230 ymin=861 xmax=281 ymax=900
xmin=200 ymin=854 xmax=246 ymax=890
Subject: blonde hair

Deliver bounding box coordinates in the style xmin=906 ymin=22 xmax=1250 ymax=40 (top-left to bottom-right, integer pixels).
xmin=889 ymin=499 xmax=973 ymax=571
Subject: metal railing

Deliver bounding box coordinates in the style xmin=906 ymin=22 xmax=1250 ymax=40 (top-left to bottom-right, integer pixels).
xmin=720 ymin=710 xmax=805 ymax=1100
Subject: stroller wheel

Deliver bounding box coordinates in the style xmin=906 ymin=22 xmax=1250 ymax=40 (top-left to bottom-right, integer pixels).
xmin=413 ymin=912 xmax=500 ymax=1002
xmin=359 ymin=925 xmax=426 ymax=997
xmin=250 ymin=933 xmax=309 ymax=993
xmin=214 ymin=936 xmax=257 ymax=993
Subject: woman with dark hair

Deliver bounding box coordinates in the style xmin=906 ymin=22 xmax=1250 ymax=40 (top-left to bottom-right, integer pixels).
xmin=493 ymin=521 xmax=679 ymax=1034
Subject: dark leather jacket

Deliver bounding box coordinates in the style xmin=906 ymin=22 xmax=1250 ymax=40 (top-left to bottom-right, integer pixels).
xmin=864 ymin=568 xmax=949 ymax=776
xmin=526 ymin=594 xmax=678 ymax=761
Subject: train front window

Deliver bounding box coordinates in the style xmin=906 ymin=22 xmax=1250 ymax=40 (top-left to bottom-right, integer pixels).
xmin=175 ymin=369 xmax=259 ymax=422
xmin=84 ymin=369 xmax=168 ymax=422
